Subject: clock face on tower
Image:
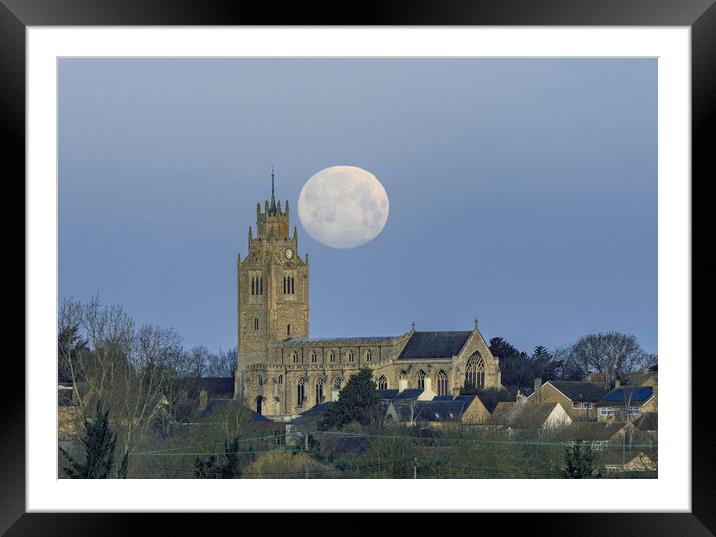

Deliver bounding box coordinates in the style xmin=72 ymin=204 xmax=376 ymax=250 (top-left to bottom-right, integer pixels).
xmin=285 ymin=248 xmax=294 ymax=260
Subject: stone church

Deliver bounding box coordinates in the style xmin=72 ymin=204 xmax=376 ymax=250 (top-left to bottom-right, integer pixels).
xmin=235 ymin=174 xmax=502 ymax=420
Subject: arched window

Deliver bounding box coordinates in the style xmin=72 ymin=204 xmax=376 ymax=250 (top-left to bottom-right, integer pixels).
xmin=378 ymin=375 xmax=388 ymax=390
xmin=399 ymin=371 xmax=408 ymax=381
xmin=278 ymin=375 xmax=283 ymax=384
xmin=333 ymin=377 xmax=342 ymax=390
xmin=310 ymin=351 xmax=317 ymax=363
xmin=366 ymin=350 xmax=372 ymax=362
xmin=315 ymin=377 xmax=325 ymax=403
xmin=254 ymin=318 xmax=259 ymax=330
xmin=347 ymin=351 xmax=354 ymax=363
xmin=251 ymin=276 xmax=255 ymax=295
xmin=290 ymin=276 xmax=295 ymax=294
xmin=417 ymin=370 xmax=426 ymax=390
xmin=287 ymin=324 xmax=291 ymax=336
xmin=256 ymin=396 xmax=263 ymax=415
xmin=258 ymin=376 xmax=263 ymax=386
xmin=259 ymin=276 xmax=263 ymax=295
xmin=283 ymin=276 xmax=287 ymax=294
xmin=297 ymin=377 xmax=305 ymax=405
xmin=465 ymin=353 xmax=486 ymax=390
xmin=436 ymin=370 xmax=448 ymax=396
xmin=291 ymin=351 xmax=298 ymax=364
xmin=329 ymin=351 xmax=336 ymax=363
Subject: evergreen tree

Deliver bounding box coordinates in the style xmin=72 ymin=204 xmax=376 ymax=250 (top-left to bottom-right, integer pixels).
xmin=321 ymin=368 xmax=382 ymax=429
xmin=193 ymin=435 xmax=242 ymax=478
xmin=562 ymin=441 xmax=601 ymax=478
xmin=60 ymin=399 xmax=117 ymax=479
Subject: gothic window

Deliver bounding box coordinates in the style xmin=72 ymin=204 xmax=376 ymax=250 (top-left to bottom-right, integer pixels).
xmin=290 ymin=276 xmax=295 ymax=294
xmin=258 ymin=376 xmax=263 ymax=386
xmin=278 ymin=375 xmax=283 ymax=384
xmin=291 ymin=351 xmax=298 ymax=364
xmin=311 ymin=351 xmax=317 ymax=363
xmin=347 ymin=351 xmax=354 ymax=363
xmin=287 ymin=324 xmax=291 ymax=336
xmin=399 ymin=371 xmax=408 ymax=381
xmin=333 ymin=377 xmax=342 ymax=390
xmin=417 ymin=370 xmax=426 ymax=390
xmin=315 ymin=377 xmax=325 ymax=403
xmin=329 ymin=351 xmax=336 ymax=363
xmin=378 ymin=375 xmax=388 ymax=390
xmin=251 ymin=276 xmax=255 ymax=295
xmin=437 ymin=370 xmax=448 ymax=396
xmin=254 ymin=318 xmax=259 ymax=330
xmin=297 ymin=377 xmax=305 ymax=405
xmin=259 ymin=276 xmax=263 ymax=295
xmin=465 ymin=353 xmax=486 ymax=390
xmin=283 ymin=276 xmax=287 ymax=294
xmin=366 ymin=350 xmax=372 ymax=362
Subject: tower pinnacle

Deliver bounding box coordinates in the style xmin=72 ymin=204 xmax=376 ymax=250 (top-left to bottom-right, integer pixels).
xmin=270 ymin=166 xmax=277 ymax=214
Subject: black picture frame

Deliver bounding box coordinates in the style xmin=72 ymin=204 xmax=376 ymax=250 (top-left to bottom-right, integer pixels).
xmin=2 ymin=1 xmax=713 ymax=534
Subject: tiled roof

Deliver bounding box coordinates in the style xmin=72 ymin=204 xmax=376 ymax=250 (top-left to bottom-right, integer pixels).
xmin=291 ymin=402 xmax=335 ymax=424
xmin=597 ymin=386 xmax=654 ymax=407
xmin=377 ymin=389 xmax=400 ymax=400
xmin=393 ymin=389 xmax=425 ymax=400
xmin=546 ymin=381 xmax=607 ymax=402
xmin=391 ymin=400 xmax=468 ymax=422
xmin=488 ymin=402 xmax=561 ymax=428
xmin=552 ymin=421 xmax=630 ymax=441
xmin=632 ymin=412 xmax=658 ymax=431
xmin=398 ymin=331 xmax=472 ymax=360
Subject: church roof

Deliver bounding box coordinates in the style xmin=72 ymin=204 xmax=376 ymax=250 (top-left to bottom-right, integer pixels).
xmin=398 ymin=331 xmax=472 ymax=360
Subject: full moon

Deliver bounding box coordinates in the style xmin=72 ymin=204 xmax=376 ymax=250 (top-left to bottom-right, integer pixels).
xmin=298 ymin=166 xmax=389 ymax=249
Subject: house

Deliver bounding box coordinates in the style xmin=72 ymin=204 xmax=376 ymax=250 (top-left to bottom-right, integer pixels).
xmin=385 ymin=394 xmax=490 ymax=426
xmin=488 ymin=401 xmax=572 ymax=431
xmin=596 ymin=386 xmax=656 ymax=422
xmin=603 ymin=451 xmax=657 ymax=473
xmin=526 ymin=378 xmax=606 ymax=421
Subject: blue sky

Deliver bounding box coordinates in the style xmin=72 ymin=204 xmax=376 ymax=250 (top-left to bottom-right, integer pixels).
xmin=58 ymin=58 xmax=657 ymax=355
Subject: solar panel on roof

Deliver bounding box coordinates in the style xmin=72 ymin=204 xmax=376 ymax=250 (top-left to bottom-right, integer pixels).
xmin=603 ymin=387 xmax=653 ymax=401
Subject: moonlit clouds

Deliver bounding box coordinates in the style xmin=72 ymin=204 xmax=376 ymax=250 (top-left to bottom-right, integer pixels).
xmin=298 ymin=166 xmax=389 ymax=248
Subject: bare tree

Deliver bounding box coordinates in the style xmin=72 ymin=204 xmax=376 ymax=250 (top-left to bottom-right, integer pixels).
xmin=206 ymin=347 xmax=237 ymax=378
xmin=568 ymin=332 xmax=649 ymax=391
xmin=184 ymin=346 xmax=210 ymax=378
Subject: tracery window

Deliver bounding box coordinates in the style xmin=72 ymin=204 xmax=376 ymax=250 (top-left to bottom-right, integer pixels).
xmin=291 ymin=351 xmax=299 ymax=364
xmin=377 ymin=375 xmax=388 ymax=390
xmin=297 ymin=377 xmax=305 ymax=405
xmin=278 ymin=375 xmax=283 ymax=384
xmin=333 ymin=377 xmax=342 ymax=390
xmin=366 ymin=350 xmax=372 ymax=362
xmin=254 ymin=318 xmax=259 ymax=330
xmin=417 ymin=370 xmax=426 ymax=390
xmin=465 ymin=353 xmax=486 ymax=390
xmin=283 ymin=275 xmax=295 ymax=295
xmin=315 ymin=377 xmax=325 ymax=403
xmin=329 ymin=351 xmax=336 ymax=363
xmin=436 ymin=370 xmax=448 ymax=396
xmin=311 ymin=351 xmax=317 ymax=363
xmin=347 ymin=351 xmax=354 ymax=363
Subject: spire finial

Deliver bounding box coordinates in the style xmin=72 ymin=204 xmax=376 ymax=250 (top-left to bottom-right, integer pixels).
xmin=474 ymin=318 xmax=478 ymax=330
xmin=411 ymin=321 xmax=416 ymax=332
xmin=269 ymin=166 xmax=276 ymax=214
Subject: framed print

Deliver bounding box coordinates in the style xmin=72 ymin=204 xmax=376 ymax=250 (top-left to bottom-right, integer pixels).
xmin=3 ymin=0 xmax=715 ymax=534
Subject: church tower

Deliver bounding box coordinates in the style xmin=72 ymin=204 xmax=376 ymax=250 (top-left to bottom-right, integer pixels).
xmin=236 ymin=170 xmax=309 ymax=393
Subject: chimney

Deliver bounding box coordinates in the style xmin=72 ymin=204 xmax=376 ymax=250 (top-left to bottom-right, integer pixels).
xmin=516 ymin=389 xmax=527 ymax=405
xmin=614 ymin=378 xmax=621 ymax=388
xmin=398 ymin=377 xmax=408 ymax=393
xmin=533 ymin=378 xmax=542 ymax=402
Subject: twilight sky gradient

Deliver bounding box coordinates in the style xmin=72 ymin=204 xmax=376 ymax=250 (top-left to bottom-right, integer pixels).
xmin=58 ymin=58 xmax=657 ymax=354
